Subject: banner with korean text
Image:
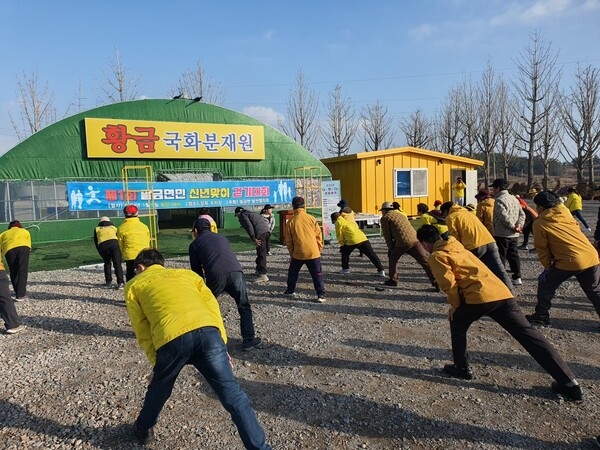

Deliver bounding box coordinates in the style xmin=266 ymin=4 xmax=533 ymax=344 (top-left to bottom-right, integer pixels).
xmin=66 ymin=180 xmax=295 ymax=211
xmin=84 ymin=118 xmax=265 ymax=160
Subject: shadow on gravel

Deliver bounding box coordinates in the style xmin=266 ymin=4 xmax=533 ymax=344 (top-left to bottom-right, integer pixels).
xmin=234 ymin=378 xmax=589 ymax=449
xmin=260 ymin=298 xmax=447 ymax=320
xmin=20 ymin=315 xmax=134 ymax=339
xmin=344 ymin=338 xmax=600 ymax=381
xmin=0 ymin=400 xmax=140 ymax=450
xmin=25 ymin=291 xmax=126 ymax=307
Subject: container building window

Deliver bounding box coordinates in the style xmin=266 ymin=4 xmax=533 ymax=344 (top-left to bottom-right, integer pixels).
xmin=394 ymin=168 xmax=428 ymax=198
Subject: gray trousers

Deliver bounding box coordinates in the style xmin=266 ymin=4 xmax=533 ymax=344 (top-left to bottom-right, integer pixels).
xmin=0 ymin=271 xmax=21 ymax=330
xmin=471 ymin=242 xmax=514 ymax=294
xmin=536 ymin=265 xmax=600 ymax=317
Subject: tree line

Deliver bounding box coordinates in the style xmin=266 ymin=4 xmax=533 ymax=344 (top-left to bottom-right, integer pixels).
xmin=9 ymin=32 xmax=600 ymax=193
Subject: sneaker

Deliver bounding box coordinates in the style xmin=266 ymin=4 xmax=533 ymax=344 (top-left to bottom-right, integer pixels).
xmin=283 ymin=290 xmax=296 ymax=296
xmin=513 ymin=277 xmax=523 ymax=286
xmin=551 ymin=382 xmax=583 ymax=401
xmin=242 ymin=337 xmax=262 ymax=351
xmin=6 ymin=325 xmax=26 ymax=334
xmin=255 ymin=274 xmax=269 ymax=283
xmin=376 ymin=270 xmax=386 ymax=277
xmin=586 ymin=227 xmax=592 ymax=233
xmin=339 ymin=268 xmax=351 ymax=275
xmin=104 ymin=282 xmax=112 ymax=288
xmin=133 ymin=423 xmax=155 ymax=445
xmin=443 ymin=363 xmax=474 ymax=380
xmin=267 ymin=251 xmax=273 ymax=256
xmin=384 ymin=279 xmax=398 ymax=287
xmin=116 ymin=283 xmax=124 ymax=290
xmin=315 ymin=296 xmax=326 ymax=303
xmin=518 ymin=244 xmax=529 ymax=250
xmin=14 ymin=296 xmax=28 ymax=302
xmin=525 ymin=313 xmax=551 ymax=326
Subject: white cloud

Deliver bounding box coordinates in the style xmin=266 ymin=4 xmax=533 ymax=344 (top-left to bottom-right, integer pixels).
xmin=490 ymin=0 xmax=573 ymax=25
xmin=408 ymin=24 xmax=436 ymax=42
xmin=242 ymin=106 xmax=284 ymax=128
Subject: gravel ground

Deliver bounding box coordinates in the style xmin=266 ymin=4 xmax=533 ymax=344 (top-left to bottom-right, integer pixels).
xmin=1 ymin=221 xmax=600 ymax=449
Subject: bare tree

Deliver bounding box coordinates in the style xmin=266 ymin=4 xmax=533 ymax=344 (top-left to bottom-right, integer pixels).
xmin=9 ymin=69 xmax=57 ymax=140
xmin=99 ymin=48 xmax=140 ymax=104
xmin=537 ymin=87 xmax=561 ymax=190
xmin=169 ymin=62 xmax=224 ymax=105
xmin=434 ymin=87 xmax=462 ymax=154
xmin=497 ymin=86 xmax=519 ymax=181
xmin=399 ymin=108 xmax=434 ymax=148
xmin=473 ymin=63 xmax=501 ymax=187
xmin=559 ymin=64 xmax=600 ymax=191
xmin=279 ymin=69 xmax=320 ymax=152
xmin=512 ymin=31 xmax=561 ymax=189
xmin=65 ymin=80 xmax=87 ymax=117
xmin=456 ymin=77 xmax=478 ymax=157
xmin=322 ymin=84 xmax=358 ymax=157
xmin=361 ymin=100 xmax=395 ymax=151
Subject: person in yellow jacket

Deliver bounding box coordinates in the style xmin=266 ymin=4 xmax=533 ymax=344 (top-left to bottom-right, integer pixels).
xmin=416 ymin=203 xmax=448 ymax=238
xmin=0 ymin=245 xmax=25 ymax=334
xmin=452 ymin=177 xmax=467 ymax=206
xmin=117 ymin=205 xmax=150 ymax=281
xmin=0 ymin=221 xmax=31 ymax=300
xmin=440 ymin=202 xmax=513 ymax=291
xmin=93 ymin=216 xmax=124 ymax=288
xmin=475 ymin=189 xmax=494 ymax=235
xmin=331 ymin=212 xmax=385 ymax=276
xmin=416 ymin=224 xmax=583 ymax=401
xmin=124 ymin=249 xmax=271 ymax=448
xmin=284 ymin=197 xmax=325 ymax=302
xmin=525 ymin=191 xmax=600 ymax=326
xmin=565 ymin=187 xmax=591 ymax=232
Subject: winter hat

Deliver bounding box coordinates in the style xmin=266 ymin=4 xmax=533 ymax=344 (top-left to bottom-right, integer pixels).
xmin=123 ymin=205 xmax=138 ymax=217
xmin=533 ymin=191 xmax=560 ymax=209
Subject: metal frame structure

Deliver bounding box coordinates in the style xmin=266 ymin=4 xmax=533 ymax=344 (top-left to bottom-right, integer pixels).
xmin=122 ymin=165 xmax=158 ymax=249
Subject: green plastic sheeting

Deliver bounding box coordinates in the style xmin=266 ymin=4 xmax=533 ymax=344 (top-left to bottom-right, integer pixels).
xmin=0 ymin=99 xmax=330 ymax=181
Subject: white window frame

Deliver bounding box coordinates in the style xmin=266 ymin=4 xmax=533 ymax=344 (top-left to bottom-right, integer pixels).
xmin=393 ymin=168 xmax=428 ymax=198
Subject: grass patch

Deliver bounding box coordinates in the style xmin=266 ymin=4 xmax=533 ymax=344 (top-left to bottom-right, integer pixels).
xmin=28 ymin=227 xmax=267 ymax=273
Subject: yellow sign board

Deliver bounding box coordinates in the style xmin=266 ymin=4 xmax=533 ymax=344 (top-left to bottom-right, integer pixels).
xmin=85 ymin=118 xmax=265 ymax=160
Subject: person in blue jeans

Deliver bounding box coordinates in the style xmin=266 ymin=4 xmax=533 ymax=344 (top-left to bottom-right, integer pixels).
xmin=189 ymin=218 xmax=262 ymax=351
xmin=124 ymin=249 xmax=271 ymax=449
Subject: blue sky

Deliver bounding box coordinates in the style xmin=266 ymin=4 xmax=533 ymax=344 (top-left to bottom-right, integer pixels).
xmin=1 ymin=0 xmax=599 ymax=157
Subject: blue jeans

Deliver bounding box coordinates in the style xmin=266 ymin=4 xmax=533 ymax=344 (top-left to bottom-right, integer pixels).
xmin=136 ymin=327 xmax=270 ymax=450
xmin=572 ymin=210 xmax=590 ymax=229
xmin=206 ymin=271 xmax=256 ymax=343
xmin=286 ymin=257 xmax=325 ymax=297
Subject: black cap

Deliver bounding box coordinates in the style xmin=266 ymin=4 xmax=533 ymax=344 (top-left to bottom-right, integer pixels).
xmin=192 ymin=218 xmax=212 ymax=232
xmin=234 ymin=206 xmax=244 ymax=215
xmin=264 ymin=204 xmax=274 ymax=209
xmin=337 ymin=199 xmax=348 ymax=209
xmin=533 ymin=191 xmax=560 ymax=209
xmin=489 ymin=178 xmax=508 ymax=189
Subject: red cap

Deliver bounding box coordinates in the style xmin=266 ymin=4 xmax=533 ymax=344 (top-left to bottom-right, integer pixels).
xmin=123 ymin=205 xmax=139 ymax=217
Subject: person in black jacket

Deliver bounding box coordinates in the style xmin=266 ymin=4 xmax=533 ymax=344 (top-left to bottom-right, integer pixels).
xmin=234 ymin=207 xmax=271 ymax=282
xmin=189 ymin=218 xmax=262 ymax=351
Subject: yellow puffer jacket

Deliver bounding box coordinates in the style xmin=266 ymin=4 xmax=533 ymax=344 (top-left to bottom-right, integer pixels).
xmin=0 ymin=227 xmax=31 ymax=253
xmin=533 ymin=206 xmax=598 ymax=270
xmin=124 ymin=265 xmax=226 ymax=366
xmin=95 ymin=225 xmax=118 ymax=245
xmin=446 ymin=205 xmax=495 ymax=250
xmin=564 ymin=192 xmax=583 ymax=212
xmin=428 ymin=236 xmax=513 ymax=309
xmin=286 ymin=208 xmax=323 ymax=260
xmin=418 ymin=212 xmax=449 ymax=235
xmin=117 ymin=217 xmax=151 ymax=260
xmin=335 ymin=215 xmax=368 ymax=246
xmin=476 ymin=198 xmax=495 ymax=235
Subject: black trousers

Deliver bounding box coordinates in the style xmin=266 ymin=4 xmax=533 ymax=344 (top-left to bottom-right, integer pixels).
xmin=255 ymin=232 xmax=270 ymax=275
xmin=340 ymin=240 xmax=383 ymax=271
xmin=5 ymin=246 xmax=30 ymax=298
xmin=494 ymin=236 xmax=521 ymax=279
xmin=97 ymin=240 xmax=124 ymax=284
xmin=450 ymin=298 xmax=575 ymax=385
xmin=0 ymin=271 xmax=21 ymax=329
